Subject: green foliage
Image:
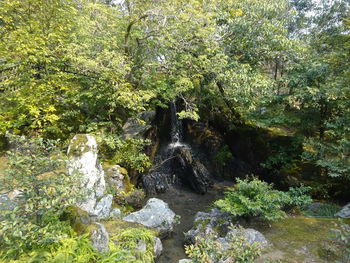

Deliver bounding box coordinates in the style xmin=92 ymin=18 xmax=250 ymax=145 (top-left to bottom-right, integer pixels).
xmin=0 ymin=134 xmax=84 ymax=257
xmin=185 ymin=226 xmax=262 ymax=263
xmin=214 ymin=145 xmax=233 ymax=167
xmin=108 ymin=228 xmax=155 ymax=263
xmin=284 ymin=185 xmax=312 ymax=208
xmin=214 ymin=177 xmax=312 ymax=221
xmin=302 ymin=203 xmax=341 ymax=218
xmin=261 ymin=136 xmax=303 ymax=172
xmin=112 ymin=138 xmax=151 ymax=173
xmin=2 ymin=226 xmax=157 ymax=263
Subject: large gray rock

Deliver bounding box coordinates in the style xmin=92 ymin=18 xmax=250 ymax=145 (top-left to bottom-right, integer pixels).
xmin=68 ymin=134 xmax=107 ymax=214
xmin=90 ymin=223 xmax=109 ymax=252
xmin=123 ymin=198 xmax=176 ymax=238
xmin=335 ymin=203 xmax=350 ymax=218
xmin=178 ymin=260 xmax=193 ymax=263
xmin=94 ymin=194 xmax=113 ymax=219
xmin=67 ymin=134 xmax=114 ymax=219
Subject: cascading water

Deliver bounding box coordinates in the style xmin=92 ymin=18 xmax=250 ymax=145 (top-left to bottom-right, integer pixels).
xmin=140 ymin=100 xmax=221 ymax=262
xmin=142 ymin=99 xmax=211 ymax=195
xmin=169 ymin=100 xmax=184 ymax=148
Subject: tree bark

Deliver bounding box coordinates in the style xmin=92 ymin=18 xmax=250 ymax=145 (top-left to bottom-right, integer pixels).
xmin=216 ymin=81 xmax=242 ymax=122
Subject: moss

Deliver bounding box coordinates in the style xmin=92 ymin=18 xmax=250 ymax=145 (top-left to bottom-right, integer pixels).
xmin=118 ymin=167 xmax=128 ymax=175
xmin=256 ymin=216 xmax=350 ymax=262
xmin=61 ymin=206 xmax=91 ymax=234
xmin=123 ymin=174 xmax=133 ymax=192
xmin=68 ymin=134 xmax=90 ymax=157
xmin=86 ymin=223 xmax=99 ymax=235
xmin=103 ymin=218 xmax=159 ymax=238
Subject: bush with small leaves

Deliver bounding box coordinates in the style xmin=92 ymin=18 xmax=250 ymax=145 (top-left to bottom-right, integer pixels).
xmin=185 ymin=226 xmax=262 ymax=263
xmin=215 ymin=177 xmax=312 ymax=221
xmin=0 ymin=134 xmax=84 ymax=258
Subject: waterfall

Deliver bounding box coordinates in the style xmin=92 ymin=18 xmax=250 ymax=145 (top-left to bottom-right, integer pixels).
xmin=169 ymin=100 xmax=184 ymax=148
xmin=142 ymin=99 xmax=211 ymax=195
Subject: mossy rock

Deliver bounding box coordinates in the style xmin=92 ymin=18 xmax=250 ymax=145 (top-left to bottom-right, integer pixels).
xmin=68 ymin=134 xmax=92 ymax=157
xmin=61 ymin=206 xmax=91 ymax=234
xmin=103 ymin=218 xmax=159 ymax=238
xmin=119 ymin=167 xmax=128 ymax=175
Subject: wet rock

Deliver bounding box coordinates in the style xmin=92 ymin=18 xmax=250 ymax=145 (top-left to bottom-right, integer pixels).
xmin=122 ymin=111 xmax=156 ymax=139
xmin=173 ymin=146 xmax=211 ymax=194
xmin=186 ymin=122 xmax=248 ymax=179
xmin=94 ymin=194 xmax=113 ymax=219
xmin=153 ymin=237 xmax=163 ymax=258
xmin=142 ymin=172 xmax=173 ymax=195
xmin=123 ymin=198 xmax=176 ymax=238
xmin=67 ymin=134 xmax=107 ymax=215
xmin=104 ymin=165 xmax=125 ymax=191
xmin=335 ymin=203 xmax=350 ymax=218
xmin=191 ymin=161 xmax=211 ymax=194
xmin=89 ymin=223 xmax=109 ymax=252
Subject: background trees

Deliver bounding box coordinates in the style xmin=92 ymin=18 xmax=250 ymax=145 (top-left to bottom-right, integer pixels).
xmin=0 ymin=0 xmax=349 ymax=186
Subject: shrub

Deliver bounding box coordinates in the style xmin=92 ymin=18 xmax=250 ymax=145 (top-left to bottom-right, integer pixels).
xmin=214 ymin=177 xmax=312 ymax=221
xmin=108 ymin=228 xmax=156 ymax=263
xmin=112 ymin=138 xmax=152 ymax=173
xmin=284 ymin=185 xmax=312 ymax=207
xmin=185 ymin=226 xmax=262 ymax=263
xmin=0 ymin=134 xmax=84 ymax=258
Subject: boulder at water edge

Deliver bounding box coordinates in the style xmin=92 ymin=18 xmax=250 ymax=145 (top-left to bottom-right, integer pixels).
xmin=123 ymin=198 xmax=176 ymax=238
xmin=335 ymin=203 xmax=350 ymax=218
xmin=185 ymin=208 xmax=268 ymax=247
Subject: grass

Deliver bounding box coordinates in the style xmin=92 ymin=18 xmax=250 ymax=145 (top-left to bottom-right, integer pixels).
xmin=301 ymin=203 xmax=341 ymax=218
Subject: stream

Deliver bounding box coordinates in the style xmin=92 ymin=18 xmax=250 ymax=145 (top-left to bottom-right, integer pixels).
xmin=154 ymin=184 xmax=226 ymax=263
xmin=145 ymin=100 xmax=346 ymax=263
